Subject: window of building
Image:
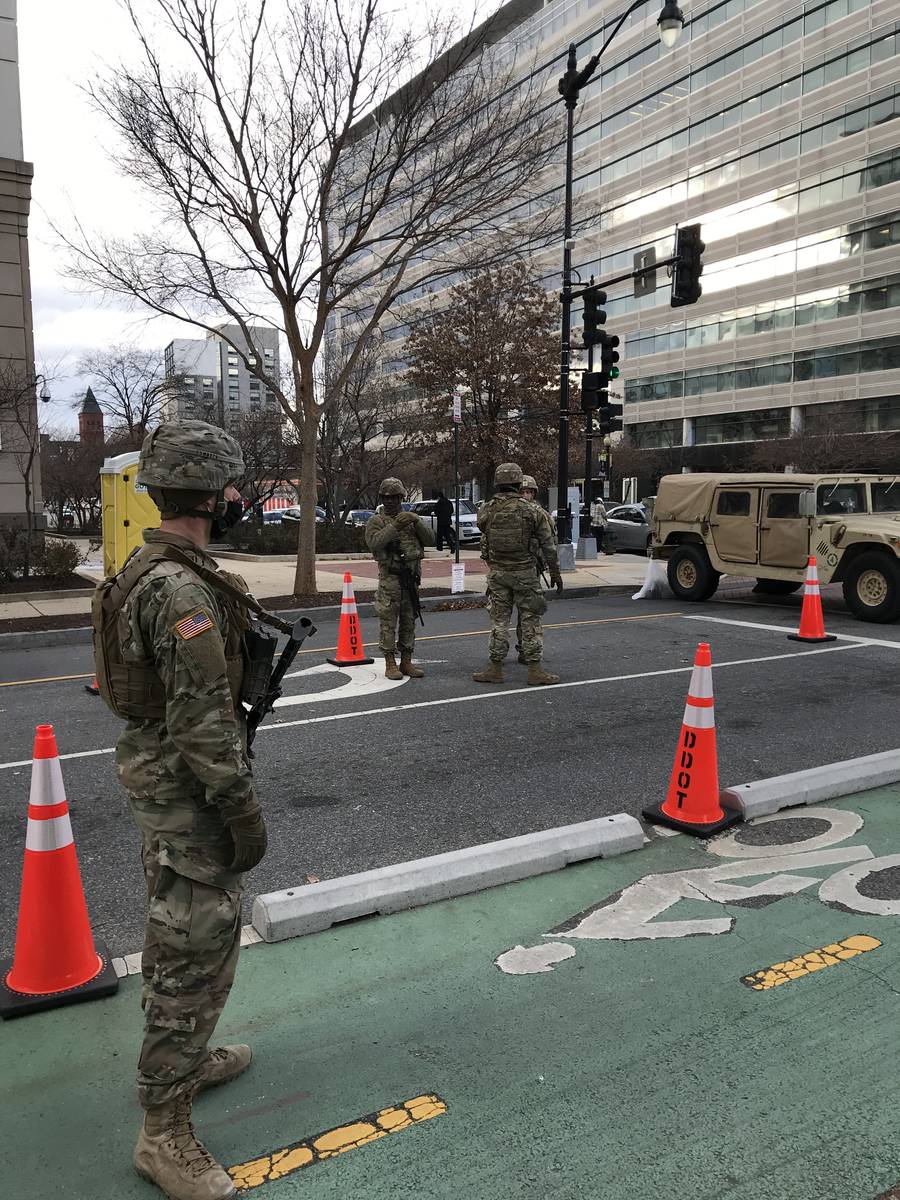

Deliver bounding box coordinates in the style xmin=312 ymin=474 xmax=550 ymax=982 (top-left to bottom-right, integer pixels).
xmin=695 ymin=409 xmax=790 ymax=445
xmin=630 ymin=419 xmax=682 ymax=448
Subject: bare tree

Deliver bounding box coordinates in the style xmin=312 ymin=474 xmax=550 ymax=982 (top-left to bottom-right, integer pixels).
xmin=407 ymin=259 xmax=562 ymax=495
xmin=77 ymin=343 xmax=168 ymax=445
xmin=0 ymin=362 xmax=49 ymax=575
xmin=40 ymin=431 xmax=104 ymax=532
xmin=62 ymin=0 xmax=556 ymax=593
xmin=232 ymin=407 xmax=301 ymax=513
xmin=317 ymin=334 xmax=424 ymax=519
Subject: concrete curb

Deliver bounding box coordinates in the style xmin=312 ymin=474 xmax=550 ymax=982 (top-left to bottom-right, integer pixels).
xmin=0 ymin=585 xmax=638 ymax=650
xmin=722 ymin=749 xmax=900 ymax=819
xmin=252 ymin=813 xmax=645 ymax=942
xmin=251 ymin=748 xmax=900 ymax=945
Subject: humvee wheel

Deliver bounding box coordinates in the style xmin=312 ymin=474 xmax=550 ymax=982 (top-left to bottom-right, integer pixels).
xmin=667 ymin=544 xmax=720 ymax=601
xmin=842 ymin=551 xmax=900 ymax=623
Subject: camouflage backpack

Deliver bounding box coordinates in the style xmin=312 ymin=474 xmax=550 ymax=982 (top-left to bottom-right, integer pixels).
xmin=482 ymin=495 xmax=532 ymax=562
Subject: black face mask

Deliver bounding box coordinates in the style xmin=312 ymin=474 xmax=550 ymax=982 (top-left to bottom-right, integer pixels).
xmin=210 ymin=499 xmax=244 ymax=540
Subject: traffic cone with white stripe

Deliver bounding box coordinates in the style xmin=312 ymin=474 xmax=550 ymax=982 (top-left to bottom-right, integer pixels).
xmin=0 ymin=724 xmax=118 ymax=1018
xmin=327 ymin=572 xmax=374 ymax=666
xmin=788 ymin=556 xmax=836 ymax=644
xmin=642 ymin=642 xmax=741 ymax=838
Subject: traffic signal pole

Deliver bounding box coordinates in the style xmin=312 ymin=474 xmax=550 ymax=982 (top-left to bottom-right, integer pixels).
xmin=556 ymin=67 xmax=577 ymax=559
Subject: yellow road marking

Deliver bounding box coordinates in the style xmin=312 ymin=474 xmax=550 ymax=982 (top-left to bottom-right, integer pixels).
xmin=0 ymin=613 xmax=682 ymax=689
xmin=228 ymin=1094 xmax=447 ymax=1190
xmin=742 ymin=935 xmax=881 ymax=990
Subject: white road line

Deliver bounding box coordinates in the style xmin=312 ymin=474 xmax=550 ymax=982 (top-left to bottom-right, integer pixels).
xmin=681 ymin=612 xmax=900 ymax=649
xmin=0 ymin=642 xmax=862 ymax=772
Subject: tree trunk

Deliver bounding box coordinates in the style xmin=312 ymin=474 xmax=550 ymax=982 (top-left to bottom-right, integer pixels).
xmin=292 ymin=431 xmax=318 ymax=596
xmin=22 ymin=473 xmax=33 ymax=579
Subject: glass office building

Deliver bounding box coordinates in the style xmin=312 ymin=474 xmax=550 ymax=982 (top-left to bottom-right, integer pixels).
xmin=376 ymin=0 xmax=900 ymax=474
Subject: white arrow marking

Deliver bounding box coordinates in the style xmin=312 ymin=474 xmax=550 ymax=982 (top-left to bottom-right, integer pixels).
xmin=274 ymin=662 xmax=407 ymax=708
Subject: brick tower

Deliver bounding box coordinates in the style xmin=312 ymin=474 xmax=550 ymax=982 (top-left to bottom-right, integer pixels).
xmin=78 ymin=388 xmax=104 ymax=445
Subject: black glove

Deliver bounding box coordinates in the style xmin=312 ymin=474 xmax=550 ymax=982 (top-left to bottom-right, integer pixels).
xmin=550 ymin=569 xmax=564 ymax=594
xmin=227 ymin=806 xmax=268 ymax=873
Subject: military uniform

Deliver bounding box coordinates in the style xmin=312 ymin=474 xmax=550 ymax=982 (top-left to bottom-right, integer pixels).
xmin=474 ymin=463 xmax=562 ymax=686
xmin=93 ymin=421 xmax=265 ymax=1200
xmin=365 ymin=478 xmax=434 ymax=679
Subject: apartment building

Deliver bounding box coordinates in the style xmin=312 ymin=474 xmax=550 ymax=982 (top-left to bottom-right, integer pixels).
xmin=163 ymin=324 xmax=281 ymax=428
xmin=375 ymin=0 xmax=900 ymax=478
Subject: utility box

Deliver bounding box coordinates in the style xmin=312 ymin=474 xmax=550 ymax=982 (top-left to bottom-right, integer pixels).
xmin=100 ymin=452 xmax=159 ymax=577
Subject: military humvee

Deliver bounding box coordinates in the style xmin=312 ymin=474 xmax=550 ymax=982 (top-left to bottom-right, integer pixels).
xmin=649 ymin=473 xmax=900 ymax=623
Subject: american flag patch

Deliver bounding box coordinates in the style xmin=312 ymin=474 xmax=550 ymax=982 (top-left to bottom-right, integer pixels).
xmin=174 ymin=609 xmax=214 ymax=640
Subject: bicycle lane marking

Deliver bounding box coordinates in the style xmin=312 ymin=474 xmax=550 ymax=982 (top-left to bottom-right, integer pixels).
xmin=495 ymin=804 xmax=900 ymax=974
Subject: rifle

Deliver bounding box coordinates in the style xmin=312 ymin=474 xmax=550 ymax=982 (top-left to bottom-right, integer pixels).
xmin=245 ymin=616 xmax=316 ymax=751
xmin=391 ymin=553 xmax=424 ymax=626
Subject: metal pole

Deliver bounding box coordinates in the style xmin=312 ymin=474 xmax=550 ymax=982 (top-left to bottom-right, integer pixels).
xmin=453 ymin=420 xmax=460 ymax=565
xmin=556 ymin=48 xmax=577 ymax=549
xmin=583 ymin=340 xmax=594 ymax=534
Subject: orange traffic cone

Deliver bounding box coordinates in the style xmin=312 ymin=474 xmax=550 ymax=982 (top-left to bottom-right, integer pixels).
xmin=84 ymin=676 xmax=99 ymax=695
xmin=0 ymin=725 xmax=118 ymax=1018
xmin=327 ymin=572 xmax=374 ymax=667
xmin=788 ymin=557 xmax=836 ymax=644
xmin=642 ymin=642 xmax=741 ymax=838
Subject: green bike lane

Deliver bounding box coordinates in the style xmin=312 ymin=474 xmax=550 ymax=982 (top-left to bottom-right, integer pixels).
xmin=3 ymin=790 xmax=900 ymax=1200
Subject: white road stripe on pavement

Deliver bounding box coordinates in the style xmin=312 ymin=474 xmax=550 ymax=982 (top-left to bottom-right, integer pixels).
xmin=0 ymin=642 xmax=864 ymax=772
xmin=680 ymin=613 xmax=900 ymax=648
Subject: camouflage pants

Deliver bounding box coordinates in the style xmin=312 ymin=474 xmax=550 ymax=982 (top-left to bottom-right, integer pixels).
xmin=486 ymin=567 xmax=547 ymax=663
xmin=374 ymin=572 xmax=417 ymax=655
xmin=131 ymin=802 xmax=243 ymax=1110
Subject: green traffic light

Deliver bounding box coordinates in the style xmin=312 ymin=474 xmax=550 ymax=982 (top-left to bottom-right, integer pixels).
xmin=610 ymin=367 xmax=620 ymax=378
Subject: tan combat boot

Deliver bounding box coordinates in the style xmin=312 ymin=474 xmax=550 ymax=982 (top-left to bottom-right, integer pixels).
xmin=472 ymin=661 xmax=504 ymax=684
xmin=134 ymin=1093 xmax=237 ymax=1199
xmin=195 ymin=1045 xmax=252 ymax=1095
xmin=384 ymin=653 xmax=403 ymax=680
xmin=527 ymin=662 xmax=560 ymax=686
xmin=399 ymin=653 xmax=424 ymax=678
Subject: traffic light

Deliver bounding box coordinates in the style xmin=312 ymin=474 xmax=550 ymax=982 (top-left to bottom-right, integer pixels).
xmin=581 ymin=371 xmax=603 ymax=411
xmin=597 ymin=396 xmax=623 ymax=436
xmin=582 ymin=287 xmax=607 ymax=347
xmin=671 ymin=223 xmax=705 ymax=307
xmin=598 ymin=331 xmax=620 ymax=380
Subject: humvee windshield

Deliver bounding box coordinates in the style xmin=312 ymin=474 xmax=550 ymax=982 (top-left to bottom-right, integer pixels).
xmin=872 ymin=481 xmax=900 ymax=512
xmin=816 ymin=483 xmax=866 ymax=515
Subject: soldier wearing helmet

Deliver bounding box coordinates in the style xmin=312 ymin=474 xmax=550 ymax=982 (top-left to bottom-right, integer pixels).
xmin=473 ymin=462 xmax=562 ymax=686
xmin=364 ymin=477 xmax=435 ymax=679
xmin=91 ymin=420 xmax=266 ymax=1200
xmin=519 ymin=474 xmax=538 ymax=503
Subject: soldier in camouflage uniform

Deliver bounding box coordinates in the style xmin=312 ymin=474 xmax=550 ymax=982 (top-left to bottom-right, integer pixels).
xmin=474 ymin=462 xmax=563 ymax=687
xmin=514 ymin=475 xmax=546 ymax=664
xmin=92 ymin=421 xmax=264 ymax=1200
xmin=365 ymin=477 xmax=435 ymax=680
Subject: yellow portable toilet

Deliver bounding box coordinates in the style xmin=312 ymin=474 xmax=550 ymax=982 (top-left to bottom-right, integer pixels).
xmin=100 ymin=451 xmax=160 ymax=577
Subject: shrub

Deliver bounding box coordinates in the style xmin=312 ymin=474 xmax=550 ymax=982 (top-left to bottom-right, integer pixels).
xmin=40 ymin=536 xmax=84 ymax=580
xmin=224 ymin=519 xmax=367 ymax=556
xmin=0 ymin=527 xmax=30 ymax=582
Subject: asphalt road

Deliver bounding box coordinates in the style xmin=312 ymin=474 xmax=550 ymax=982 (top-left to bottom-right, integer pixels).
xmin=2 ymin=591 xmax=900 ymax=955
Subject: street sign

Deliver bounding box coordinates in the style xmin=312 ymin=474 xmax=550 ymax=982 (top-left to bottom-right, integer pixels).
xmin=634 ymin=247 xmax=657 ymax=298
xmin=452 ymin=394 xmax=462 ymax=423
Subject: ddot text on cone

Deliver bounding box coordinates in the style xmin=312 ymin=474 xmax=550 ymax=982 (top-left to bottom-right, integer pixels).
xmin=642 ymin=642 xmax=741 ymax=838
xmin=327 ymin=572 xmax=374 ymax=666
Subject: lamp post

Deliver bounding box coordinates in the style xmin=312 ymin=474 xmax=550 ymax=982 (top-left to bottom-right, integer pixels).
xmin=555 ymin=0 xmax=683 ymax=560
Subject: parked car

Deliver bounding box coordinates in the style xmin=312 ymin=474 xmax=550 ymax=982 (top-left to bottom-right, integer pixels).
xmin=346 ymin=509 xmax=375 ymax=526
xmin=409 ymin=498 xmax=481 ymax=545
xmin=605 ymin=504 xmax=651 ymax=554
xmin=650 ymin=472 xmax=900 ymax=622
xmin=280 ymin=505 xmax=327 ymax=524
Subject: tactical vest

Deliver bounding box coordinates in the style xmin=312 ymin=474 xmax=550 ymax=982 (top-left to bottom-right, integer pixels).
xmin=482 ymin=495 xmax=534 ymax=565
xmin=91 ymin=543 xmax=276 ymax=722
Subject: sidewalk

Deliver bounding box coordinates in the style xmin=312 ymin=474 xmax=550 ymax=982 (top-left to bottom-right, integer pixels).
xmin=3 ymin=789 xmax=899 ymax=1199
xmin=0 ymin=550 xmax=647 ymax=622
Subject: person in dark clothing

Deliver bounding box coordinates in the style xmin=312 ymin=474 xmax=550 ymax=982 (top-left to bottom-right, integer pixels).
xmin=434 ymin=491 xmax=457 ymax=553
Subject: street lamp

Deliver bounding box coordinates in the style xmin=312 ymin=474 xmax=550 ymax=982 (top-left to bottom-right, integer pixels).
xmin=555 ymin=0 xmax=684 ymax=560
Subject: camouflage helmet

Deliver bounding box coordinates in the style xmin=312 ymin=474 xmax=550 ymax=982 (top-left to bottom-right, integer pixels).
xmin=378 ymin=477 xmax=406 ymax=497
xmin=136 ymin=420 xmax=243 ymax=492
xmin=494 ymin=462 xmax=523 ymax=487
xmin=520 ymin=474 xmax=538 ymax=492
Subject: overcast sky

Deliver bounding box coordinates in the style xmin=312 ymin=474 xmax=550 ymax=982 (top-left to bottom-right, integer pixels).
xmin=16 ymin=0 xmax=487 ymax=433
